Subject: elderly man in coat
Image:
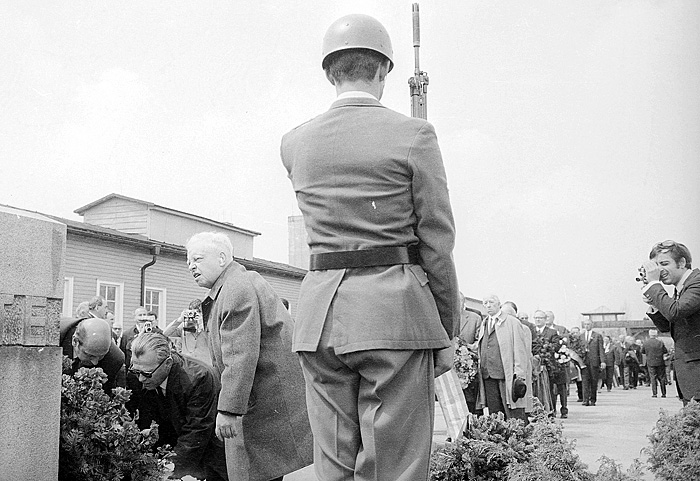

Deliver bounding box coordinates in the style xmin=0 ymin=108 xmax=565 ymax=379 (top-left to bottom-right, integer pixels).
xmin=476 ymin=295 xmax=530 ymax=421
xmin=186 ymin=231 xmax=313 ymax=481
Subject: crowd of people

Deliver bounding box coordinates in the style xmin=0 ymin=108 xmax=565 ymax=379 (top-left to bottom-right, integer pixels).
xmin=54 ymin=11 xmax=700 ymax=481
xmin=60 ymin=231 xmax=312 ymax=481
xmin=457 ymin=300 xmax=677 ymax=423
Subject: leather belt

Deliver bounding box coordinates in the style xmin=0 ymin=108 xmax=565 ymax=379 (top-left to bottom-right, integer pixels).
xmin=309 ymin=245 xmax=419 ymax=271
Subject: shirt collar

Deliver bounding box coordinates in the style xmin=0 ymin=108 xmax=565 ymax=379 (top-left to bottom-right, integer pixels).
xmin=677 ymin=269 xmax=693 ymax=292
xmin=206 ymin=261 xmax=236 ymax=302
xmin=335 ymin=90 xmax=378 ymax=102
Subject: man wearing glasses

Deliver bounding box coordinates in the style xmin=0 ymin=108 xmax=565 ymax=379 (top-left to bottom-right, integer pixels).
xmin=641 ymin=240 xmax=700 ymax=404
xmin=129 ymin=332 xmax=228 ymax=481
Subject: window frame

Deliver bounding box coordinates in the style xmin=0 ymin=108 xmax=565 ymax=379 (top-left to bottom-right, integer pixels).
xmin=96 ymin=280 xmax=124 ymax=324
xmin=144 ymin=286 xmax=167 ymax=329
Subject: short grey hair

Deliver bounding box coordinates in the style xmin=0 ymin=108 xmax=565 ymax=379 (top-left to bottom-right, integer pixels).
xmin=89 ymin=296 xmax=106 ymax=311
xmin=75 ymin=301 xmax=90 ymax=318
xmin=186 ymin=231 xmax=234 ymax=260
xmin=131 ymin=332 xmax=172 ymax=364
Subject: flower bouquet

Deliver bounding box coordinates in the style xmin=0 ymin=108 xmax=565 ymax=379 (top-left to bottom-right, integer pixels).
xmin=454 ymin=336 xmax=479 ymax=389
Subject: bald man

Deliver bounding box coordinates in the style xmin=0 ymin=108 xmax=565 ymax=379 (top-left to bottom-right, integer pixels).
xmin=61 ymin=317 xmax=126 ymax=393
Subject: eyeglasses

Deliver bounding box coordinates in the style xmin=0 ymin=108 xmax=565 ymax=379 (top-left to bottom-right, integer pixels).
xmin=129 ymin=356 xmax=171 ymax=378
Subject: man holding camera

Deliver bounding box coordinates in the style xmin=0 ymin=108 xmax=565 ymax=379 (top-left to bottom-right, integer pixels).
xmin=120 ymin=306 xmax=161 ymax=368
xmin=163 ymin=300 xmax=210 ymax=365
xmin=641 ymin=240 xmax=700 ymax=403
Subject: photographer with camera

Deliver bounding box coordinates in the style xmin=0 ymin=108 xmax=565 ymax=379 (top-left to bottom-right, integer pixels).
xmin=639 ymin=240 xmax=700 ymax=404
xmin=120 ymin=306 xmax=162 ymax=368
xmin=163 ymin=299 xmax=210 ymax=365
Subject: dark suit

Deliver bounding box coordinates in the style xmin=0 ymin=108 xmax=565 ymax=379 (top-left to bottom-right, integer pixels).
xmin=647 ymin=269 xmax=700 ymax=401
xmin=601 ymin=341 xmax=618 ymax=391
xmin=535 ymin=327 xmax=566 ymax=415
xmin=134 ymin=354 xmax=226 ymax=480
xmin=281 ymin=96 xmax=460 ymax=479
xmin=623 ymin=344 xmax=642 ymax=388
xmin=642 ymin=338 xmax=668 ymax=396
xmin=581 ymin=330 xmax=605 ymax=405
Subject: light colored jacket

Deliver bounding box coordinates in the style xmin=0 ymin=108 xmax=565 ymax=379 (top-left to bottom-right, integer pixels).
xmin=476 ymin=313 xmax=531 ymax=410
xmin=202 ymin=262 xmax=313 ymax=481
xmin=281 ymin=97 xmax=460 ymax=353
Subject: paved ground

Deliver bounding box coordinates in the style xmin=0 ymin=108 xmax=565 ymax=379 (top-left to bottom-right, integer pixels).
xmin=286 ymin=383 xmax=682 ymax=480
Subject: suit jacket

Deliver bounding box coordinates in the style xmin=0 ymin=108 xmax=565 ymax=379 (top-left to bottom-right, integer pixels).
xmin=582 ymin=330 xmax=605 ymax=369
xmin=603 ymin=341 xmax=616 ymax=366
xmin=134 ymin=354 xmax=225 ymax=479
xmin=614 ymin=343 xmax=625 ymax=366
xmin=476 ymin=314 xmax=531 ymax=410
xmin=202 ymin=261 xmax=313 ymax=481
xmin=281 ymin=97 xmax=460 ymax=354
xmin=642 ymin=338 xmax=668 ymax=367
xmin=624 ymin=344 xmax=642 ymax=366
xmin=535 ymin=326 xmax=558 ymax=343
xmin=647 ymin=268 xmax=700 ymax=398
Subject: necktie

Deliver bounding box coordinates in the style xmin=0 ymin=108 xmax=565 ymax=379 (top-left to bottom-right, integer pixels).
xmin=674 ymin=288 xmax=679 ymax=300
xmin=157 ymin=386 xmax=166 ymax=400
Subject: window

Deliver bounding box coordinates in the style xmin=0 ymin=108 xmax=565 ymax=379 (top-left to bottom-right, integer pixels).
xmin=62 ymin=277 xmax=74 ymax=317
xmin=144 ymin=287 xmax=166 ymax=329
xmin=97 ymin=280 xmax=124 ymax=324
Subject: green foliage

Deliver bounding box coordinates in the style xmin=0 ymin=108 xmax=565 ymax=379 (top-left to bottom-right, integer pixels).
xmin=429 ymin=403 xmax=629 ymax=481
xmin=507 ymin=408 xmax=593 ymax=481
xmin=593 ymin=456 xmax=644 ymax=481
xmin=430 ymin=411 xmax=534 ymax=481
xmin=645 ymin=400 xmax=700 ymax=480
xmin=59 ymin=363 xmax=172 ymax=481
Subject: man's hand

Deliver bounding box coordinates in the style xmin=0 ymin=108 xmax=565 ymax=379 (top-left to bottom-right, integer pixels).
xmin=215 ymin=412 xmax=242 ymax=441
xmin=600 ymin=362 xmax=606 ymax=370
xmin=433 ymin=344 xmax=455 ymax=378
xmin=641 ymin=260 xmax=661 ymax=283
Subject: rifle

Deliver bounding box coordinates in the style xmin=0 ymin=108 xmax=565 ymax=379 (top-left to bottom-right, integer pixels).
xmin=408 ymin=3 xmax=429 ymax=120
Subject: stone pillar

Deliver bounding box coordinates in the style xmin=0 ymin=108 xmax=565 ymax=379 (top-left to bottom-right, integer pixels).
xmin=0 ymin=206 xmax=66 ymax=481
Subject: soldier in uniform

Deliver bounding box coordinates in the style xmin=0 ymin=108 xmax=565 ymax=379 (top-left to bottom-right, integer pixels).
xmin=281 ymin=14 xmax=460 ymax=481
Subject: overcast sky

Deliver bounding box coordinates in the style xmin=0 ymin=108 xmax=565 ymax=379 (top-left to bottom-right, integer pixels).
xmin=2 ymin=1 xmax=698 ymax=326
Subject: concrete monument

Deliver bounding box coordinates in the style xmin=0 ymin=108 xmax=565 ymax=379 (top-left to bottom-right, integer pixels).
xmin=0 ymin=205 xmax=66 ymax=481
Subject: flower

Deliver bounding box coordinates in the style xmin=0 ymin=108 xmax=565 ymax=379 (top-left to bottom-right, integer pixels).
xmin=453 ymin=336 xmax=479 ymax=388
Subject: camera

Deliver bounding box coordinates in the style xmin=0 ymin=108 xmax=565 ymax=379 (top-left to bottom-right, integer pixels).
xmin=143 ymin=321 xmax=153 ymax=333
xmin=183 ymin=309 xmax=198 ymax=332
xmin=635 ymin=266 xmax=648 ymax=284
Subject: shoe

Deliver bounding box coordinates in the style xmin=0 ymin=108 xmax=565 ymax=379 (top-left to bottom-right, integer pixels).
xmin=590 ymin=402 xmax=596 ymax=406
xmin=607 ymin=388 xmax=611 ymax=392
xmin=661 ymin=394 xmax=666 ymax=398
xmin=582 ymin=401 xmax=590 ymax=406
xmin=623 ymin=387 xmax=629 ymax=390
xmin=577 ymin=398 xmax=583 ymax=402
xmin=652 ymin=395 xmax=657 ymax=398
xmin=561 ymin=414 xmax=568 ymax=418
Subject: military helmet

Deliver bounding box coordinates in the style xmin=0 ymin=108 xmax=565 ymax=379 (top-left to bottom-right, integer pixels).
xmin=321 ymin=14 xmax=394 ymax=72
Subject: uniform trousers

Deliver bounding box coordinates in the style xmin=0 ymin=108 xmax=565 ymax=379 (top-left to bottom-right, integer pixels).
xmin=298 ymin=315 xmax=435 ymax=481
